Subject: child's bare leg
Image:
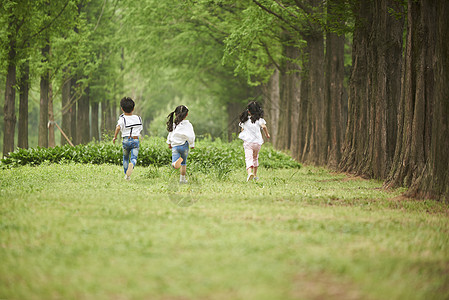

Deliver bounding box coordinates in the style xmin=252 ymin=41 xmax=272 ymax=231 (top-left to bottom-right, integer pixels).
xmin=180 ymin=165 xmax=186 ymax=176
xmin=247 ymin=167 xmax=254 ymax=181
xmin=247 ymin=167 xmax=253 ymax=176
xmin=172 ymin=157 xmax=183 ymax=169
xmin=253 ymin=166 xmax=258 ymax=177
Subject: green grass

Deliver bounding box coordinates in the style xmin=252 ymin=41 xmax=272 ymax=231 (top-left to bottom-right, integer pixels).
xmin=1 ymin=163 xmax=448 ymax=300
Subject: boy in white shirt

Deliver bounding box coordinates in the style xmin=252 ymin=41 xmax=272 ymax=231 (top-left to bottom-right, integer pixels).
xmin=113 ymin=97 xmax=143 ymax=180
xmin=166 ymin=105 xmax=195 ymax=183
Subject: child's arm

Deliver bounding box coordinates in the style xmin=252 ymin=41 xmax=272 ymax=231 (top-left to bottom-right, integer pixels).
xmin=261 ymin=124 xmax=270 ymax=139
xmin=112 ymin=125 xmax=121 ymax=144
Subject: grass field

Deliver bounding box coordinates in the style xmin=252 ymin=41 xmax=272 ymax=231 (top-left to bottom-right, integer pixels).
xmin=1 ymin=163 xmax=448 ymax=300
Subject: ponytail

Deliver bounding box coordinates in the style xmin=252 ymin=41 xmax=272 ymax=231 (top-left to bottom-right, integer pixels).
xmin=166 ymin=111 xmax=175 ymax=132
xmin=239 ymin=110 xmax=249 ymax=124
xmin=166 ymin=105 xmax=189 ymax=132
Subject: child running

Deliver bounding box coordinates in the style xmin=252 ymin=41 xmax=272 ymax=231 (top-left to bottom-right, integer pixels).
xmin=113 ymin=97 xmax=143 ymax=180
xmin=166 ymin=105 xmax=195 ymax=184
xmin=238 ymin=101 xmax=270 ymax=181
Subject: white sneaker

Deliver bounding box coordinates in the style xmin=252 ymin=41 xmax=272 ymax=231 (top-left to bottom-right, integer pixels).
xmin=124 ymin=174 xmax=130 ymax=181
xmin=247 ymin=173 xmax=254 ymax=182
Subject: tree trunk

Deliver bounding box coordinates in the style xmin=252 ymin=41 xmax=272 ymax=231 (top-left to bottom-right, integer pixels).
xmin=227 ymin=101 xmax=243 ymax=141
xmin=303 ymin=30 xmax=325 ymax=165
xmin=339 ymin=1 xmax=370 ymax=175
xmin=262 ymin=68 xmax=280 ymax=146
xmin=48 ymin=80 xmax=55 ymax=147
xmin=18 ymin=60 xmax=29 ymax=149
xmin=61 ymin=74 xmax=72 ymax=145
xmin=325 ymin=31 xmax=345 ymax=169
xmin=3 ymin=43 xmax=17 ymax=156
xmin=288 ymin=51 xmax=302 ymax=160
xmin=276 ymin=32 xmax=296 ymax=151
xmin=39 ymin=42 xmax=50 ymax=148
xmin=386 ymin=0 xmax=448 ymax=202
xmin=420 ymin=0 xmax=449 ymax=201
xmin=91 ymin=101 xmax=99 ymax=141
xmin=340 ymin=0 xmax=403 ymax=179
xmin=78 ymin=87 xmax=90 ymax=144
xmin=101 ymin=99 xmax=110 ymax=137
xmin=325 ymin=0 xmax=346 ymax=169
xmin=70 ymin=77 xmax=78 ymax=145
xmin=367 ymin=0 xmax=403 ymax=179
xmin=110 ymin=101 xmax=117 ymax=132
xmin=298 ymin=61 xmax=309 ymax=161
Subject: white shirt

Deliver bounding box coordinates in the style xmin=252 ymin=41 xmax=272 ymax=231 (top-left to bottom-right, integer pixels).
xmin=166 ymin=120 xmax=195 ymax=147
xmin=117 ymin=114 xmax=143 ymax=137
xmin=238 ymin=117 xmax=266 ymax=145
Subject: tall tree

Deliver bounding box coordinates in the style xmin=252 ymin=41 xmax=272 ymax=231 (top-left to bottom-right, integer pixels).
xmin=302 ymin=11 xmax=326 ymax=165
xmin=261 ymin=69 xmax=280 ymax=146
xmin=386 ymin=0 xmax=449 ymax=201
xmin=78 ymin=86 xmax=90 ymax=144
xmin=2 ymin=3 xmax=19 ymax=156
xmin=61 ymin=72 xmax=72 ymax=145
xmin=18 ymin=60 xmax=30 ymax=148
xmin=325 ymin=0 xmax=346 ymax=169
xmin=38 ymin=39 xmax=50 ymax=148
xmin=339 ymin=0 xmax=403 ymax=178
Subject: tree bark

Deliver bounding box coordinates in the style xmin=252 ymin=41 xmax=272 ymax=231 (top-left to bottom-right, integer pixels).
xmin=325 ymin=0 xmax=346 ymax=169
xmin=298 ymin=62 xmax=309 ymax=161
xmin=3 ymin=43 xmax=17 ymax=156
xmin=386 ymin=0 xmax=448 ymax=202
xmin=303 ymin=30 xmax=325 ymax=165
xmin=39 ymin=42 xmax=50 ymax=148
xmin=368 ymin=0 xmax=403 ymax=179
xmin=262 ymin=68 xmax=280 ymax=146
xmin=61 ymin=74 xmax=72 ymax=145
xmin=340 ymin=0 xmax=403 ymax=179
xmin=91 ymin=101 xmax=99 ymax=141
xmin=70 ymin=77 xmax=78 ymax=145
xmin=48 ymin=80 xmax=55 ymax=147
xmin=78 ymin=87 xmax=90 ymax=144
xmin=289 ymin=52 xmax=302 ymax=160
xmin=101 ymin=99 xmax=110 ymax=137
xmin=227 ymin=101 xmax=243 ymax=141
xmin=18 ymin=60 xmax=29 ymax=149
xmin=276 ymin=32 xmax=297 ymax=151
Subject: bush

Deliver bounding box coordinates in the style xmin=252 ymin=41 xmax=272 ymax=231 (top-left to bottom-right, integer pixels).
xmin=0 ymin=137 xmax=301 ymax=171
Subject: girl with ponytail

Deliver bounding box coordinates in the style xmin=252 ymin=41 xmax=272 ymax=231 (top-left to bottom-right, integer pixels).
xmin=166 ymin=105 xmax=195 ymax=183
xmin=238 ymin=101 xmax=270 ymax=181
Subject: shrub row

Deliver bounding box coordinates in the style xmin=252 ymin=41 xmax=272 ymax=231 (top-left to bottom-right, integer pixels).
xmin=0 ymin=137 xmax=301 ymax=170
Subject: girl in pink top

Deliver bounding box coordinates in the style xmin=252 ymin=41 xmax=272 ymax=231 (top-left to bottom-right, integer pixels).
xmin=238 ymin=101 xmax=270 ymax=181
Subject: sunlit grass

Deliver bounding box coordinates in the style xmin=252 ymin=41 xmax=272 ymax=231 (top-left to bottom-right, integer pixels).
xmin=1 ymin=164 xmax=448 ymax=299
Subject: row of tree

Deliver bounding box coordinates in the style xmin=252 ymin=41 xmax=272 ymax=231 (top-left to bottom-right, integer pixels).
xmin=1 ymin=0 xmax=448 ymax=201
xmin=212 ymin=0 xmax=448 ymax=201
xmin=1 ymin=0 xmax=123 ymax=153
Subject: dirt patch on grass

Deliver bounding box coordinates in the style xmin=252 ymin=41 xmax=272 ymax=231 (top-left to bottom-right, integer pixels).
xmin=291 ymin=272 xmax=370 ymax=300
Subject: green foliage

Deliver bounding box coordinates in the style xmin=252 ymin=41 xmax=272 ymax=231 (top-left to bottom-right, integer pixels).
xmin=0 ymin=137 xmax=301 ymax=171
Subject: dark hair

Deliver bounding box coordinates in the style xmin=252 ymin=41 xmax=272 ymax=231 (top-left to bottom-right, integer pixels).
xmin=239 ymin=101 xmax=264 ymax=124
xmin=166 ymin=105 xmax=189 ymax=132
xmin=120 ymin=97 xmax=135 ymax=113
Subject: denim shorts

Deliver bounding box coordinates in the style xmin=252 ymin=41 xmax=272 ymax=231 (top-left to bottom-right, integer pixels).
xmin=172 ymin=141 xmax=189 ymax=166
